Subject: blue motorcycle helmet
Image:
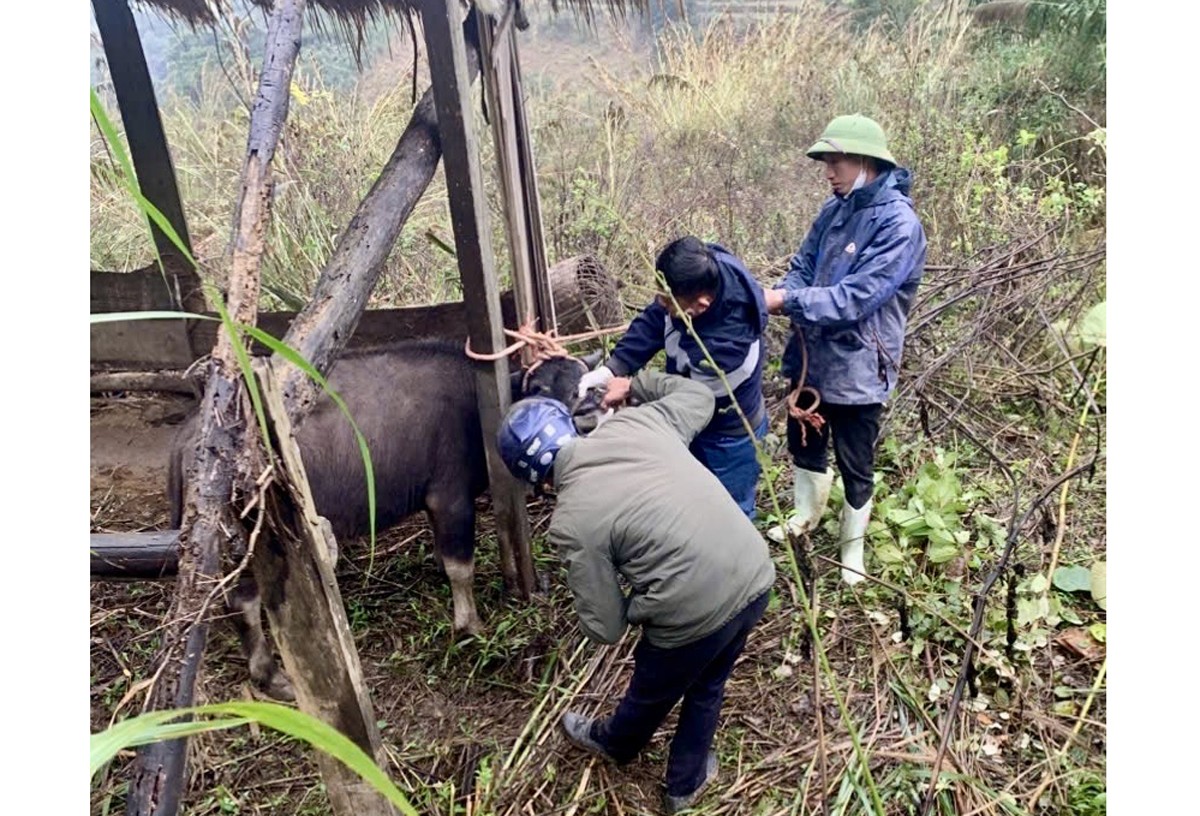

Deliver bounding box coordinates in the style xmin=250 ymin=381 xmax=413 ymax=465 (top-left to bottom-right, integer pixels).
xmin=497 ymin=396 xmax=578 ymax=486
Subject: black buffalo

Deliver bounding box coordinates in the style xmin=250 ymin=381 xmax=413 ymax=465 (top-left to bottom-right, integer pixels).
xmin=169 ymin=339 xmax=599 ymax=698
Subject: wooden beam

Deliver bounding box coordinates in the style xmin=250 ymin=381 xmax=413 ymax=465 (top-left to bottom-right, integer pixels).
xmin=91 ymin=0 xmax=203 ymax=314
xmin=480 ymin=13 xmax=557 ymax=352
xmin=253 ymin=360 xmax=396 ymax=815
xmin=508 ymin=35 xmax=556 ymax=331
xmin=90 ymin=372 xmax=199 ymax=396
xmin=125 ymin=3 xmax=305 ymax=815
xmin=91 ymin=259 xmax=623 ymax=372
xmin=421 ymin=0 xmax=535 ymax=598
xmin=91 ymin=532 xmax=180 ymax=579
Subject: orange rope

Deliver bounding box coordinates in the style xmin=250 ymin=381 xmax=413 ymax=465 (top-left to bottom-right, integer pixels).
xmin=463 ymin=319 xmax=628 ymax=362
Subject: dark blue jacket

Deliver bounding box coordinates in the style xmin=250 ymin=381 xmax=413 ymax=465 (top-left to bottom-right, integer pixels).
xmin=776 ymin=167 xmax=926 ymax=404
xmin=607 ymin=243 xmax=768 ymax=437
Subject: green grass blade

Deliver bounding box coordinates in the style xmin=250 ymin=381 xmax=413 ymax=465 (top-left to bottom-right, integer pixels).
xmin=200 ymin=702 xmax=418 ymax=815
xmin=91 ymin=89 xmax=199 ymax=277
xmin=200 ymin=285 xmax=274 ymax=471
xmin=89 ymin=311 xmax=218 ymax=324
xmin=132 ymin=188 xmax=199 ymax=269
xmin=91 ymin=702 xmax=418 ymax=815
xmin=90 ymin=89 xmax=137 ymax=203
xmin=89 ymin=711 xmax=250 ymax=777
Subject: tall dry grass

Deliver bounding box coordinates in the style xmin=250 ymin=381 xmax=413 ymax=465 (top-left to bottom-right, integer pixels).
xmin=90 ymin=0 xmax=1104 ymax=312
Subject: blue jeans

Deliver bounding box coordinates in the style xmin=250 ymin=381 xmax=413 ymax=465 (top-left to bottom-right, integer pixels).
xmin=591 ymin=591 xmax=770 ymax=796
xmin=690 ymin=415 xmax=769 ymax=520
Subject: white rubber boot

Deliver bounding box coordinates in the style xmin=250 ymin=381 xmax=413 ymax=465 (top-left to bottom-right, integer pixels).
xmin=839 ymin=499 xmax=873 ymax=585
xmin=768 ymin=467 xmax=833 ymax=543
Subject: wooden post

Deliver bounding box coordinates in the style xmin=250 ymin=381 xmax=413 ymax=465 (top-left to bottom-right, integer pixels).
xmin=421 ymin=0 xmax=535 ymax=598
xmin=91 ymin=0 xmax=204 ymax=315
xmin=252 ymin=360 xmax=397 ymax=816
xmin=125 ymin=3 xmax=306 ymax=815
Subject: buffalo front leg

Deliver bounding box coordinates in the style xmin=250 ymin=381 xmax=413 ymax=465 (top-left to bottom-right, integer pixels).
xmin=426 ymin=497 xmax=484 ymax=637
xmin=226 ymin=573 xmax=295 ymax=701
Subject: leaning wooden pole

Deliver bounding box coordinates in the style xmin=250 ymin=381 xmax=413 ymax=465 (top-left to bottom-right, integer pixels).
xmin=277 ymin=13 xmax=484 ymax=420
xmin=124 ymin=3 xmax=306 ymax=815
xmin=421 ymin=0 xmax=535 ymax=597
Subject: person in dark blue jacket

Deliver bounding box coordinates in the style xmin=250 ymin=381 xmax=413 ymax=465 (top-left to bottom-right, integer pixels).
xmin=577 ymin=236 xmax=770 ymax=519
xmin=763 ymin=114 xmax=927 ymax=585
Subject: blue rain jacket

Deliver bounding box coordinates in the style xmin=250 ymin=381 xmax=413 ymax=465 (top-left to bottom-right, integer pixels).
xmin=776 ymin=167 xmax=927 ymax=405
xmin=607 ymin=243 xmax=768 ymax=437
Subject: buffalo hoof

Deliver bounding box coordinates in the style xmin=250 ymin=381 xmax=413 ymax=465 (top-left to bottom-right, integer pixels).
xmin=454 ymin=616 xmax=486 ymax=640
xmin=262 ymin=670 xmax=296 ymax=702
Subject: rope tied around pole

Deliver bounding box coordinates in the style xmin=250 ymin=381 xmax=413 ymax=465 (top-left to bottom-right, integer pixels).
xmin=463 ymin=319 xmax=630 ymax=393
xmin=463 ymin=321 xmax=572 ymax=363
xmin=786 ymin=326 xmax=825 ymax=445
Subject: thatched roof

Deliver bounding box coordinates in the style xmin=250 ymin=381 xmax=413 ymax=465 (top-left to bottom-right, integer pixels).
xmin=127 ymin=0 xmax=661 ymax=61
xmin=131 ymin=0 xmax=657 ymax=28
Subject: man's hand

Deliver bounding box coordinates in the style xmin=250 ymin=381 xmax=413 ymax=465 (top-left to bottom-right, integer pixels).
xmin=602 ymin=377 xmax=632 ymax=408
xmin=577 ymin=364 xmax=614 ymax=399
xmin=763 ymin=287 xmax=787 ymax=315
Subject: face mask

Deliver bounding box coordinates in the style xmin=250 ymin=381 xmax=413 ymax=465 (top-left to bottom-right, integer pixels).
xmin=849 ymin=165 xmax=868 ymax=194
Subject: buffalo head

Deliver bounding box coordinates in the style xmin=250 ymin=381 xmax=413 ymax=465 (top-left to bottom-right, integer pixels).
xmin=511 ymin=349 xmax=608 ymax=432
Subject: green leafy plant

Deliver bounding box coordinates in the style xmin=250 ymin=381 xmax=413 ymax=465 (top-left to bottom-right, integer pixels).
xmin=868 ymin=448 xmax=1001 ymax=573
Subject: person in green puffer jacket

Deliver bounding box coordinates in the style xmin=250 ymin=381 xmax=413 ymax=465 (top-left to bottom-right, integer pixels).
xmin=496 ymin=370 xmax=775 ymax=814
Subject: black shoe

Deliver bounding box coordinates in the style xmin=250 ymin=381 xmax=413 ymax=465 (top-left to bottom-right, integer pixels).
xmin=560 ymin=712 xmax=619 ymax=764
xmin=663 ymin=753 xmax=719 ymax=814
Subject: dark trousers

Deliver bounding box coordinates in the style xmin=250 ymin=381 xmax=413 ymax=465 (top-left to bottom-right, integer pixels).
xmin=690 ymin=415 xmax=770 ymax=521
xmin=591 ymin=591 xmax=770 ymax=797
xmin=786 ymin=394 xmax=882 ymax=510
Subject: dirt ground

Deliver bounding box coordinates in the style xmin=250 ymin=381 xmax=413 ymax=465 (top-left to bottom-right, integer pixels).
xmin=90 ymin=391 xmax=1106 ymax=816
xmin=89 ymin=392 xmax=682 ymax=815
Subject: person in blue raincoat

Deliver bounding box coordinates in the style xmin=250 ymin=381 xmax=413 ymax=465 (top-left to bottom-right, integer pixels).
xmin=763 ymin=114 xmax=927 ymax=585
xmin=578 ymin=236 xmax=770 ymax=520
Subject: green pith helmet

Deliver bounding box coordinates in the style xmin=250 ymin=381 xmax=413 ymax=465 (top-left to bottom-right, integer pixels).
xmin=806 ymin=114 xmax=896 ymax=166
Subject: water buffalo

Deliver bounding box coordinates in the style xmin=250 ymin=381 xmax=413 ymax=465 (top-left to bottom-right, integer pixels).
xmin=169 ymin=339 xmax=600 ymax=698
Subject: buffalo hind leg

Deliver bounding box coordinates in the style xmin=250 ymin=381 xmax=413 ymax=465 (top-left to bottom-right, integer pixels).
xmin=426 ymin=495 xmax=484 ymax=637
xmin=226 ymin=573 xmax=295 ymax=701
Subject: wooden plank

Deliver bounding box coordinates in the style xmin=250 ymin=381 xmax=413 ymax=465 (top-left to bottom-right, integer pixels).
xmin=506 ymin=28 xmax=556 ymax=333
xmin=91 ymin=266 xmax=191 ymax=312
xmin=481 ymin=16 xmax=537 ymax=338
xmin=91 ymin=0 xmax=203 ymax=314
xmin=91 ymin=318 xmax=197 ymax=371
xmin=253 ymin=360 xmax=397 ymax=815
xmin=90 ymin=275 xmax=618 ymax=372
xmin=421 ymin=0 xmax=534 ymax=598
xmin=91 ymin=371 xmax=199 ymax=395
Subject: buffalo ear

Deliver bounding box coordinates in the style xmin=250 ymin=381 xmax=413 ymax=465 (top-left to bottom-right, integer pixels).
xmin=581 ymin=349 xmax=605 ymax=370
xmin=510 ymin=369 xmax=525 ymax=401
